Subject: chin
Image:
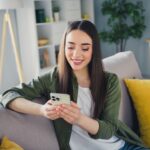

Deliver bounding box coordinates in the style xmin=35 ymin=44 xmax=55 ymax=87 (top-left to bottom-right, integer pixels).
xmin=70 ymin=64 xmax=85 ymax=71
xmin=72 ymin=68 xmax=81 ymax=71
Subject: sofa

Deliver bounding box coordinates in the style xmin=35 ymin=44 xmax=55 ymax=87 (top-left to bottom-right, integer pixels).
xmin=0 ymin=51 xmax=142 ymax=150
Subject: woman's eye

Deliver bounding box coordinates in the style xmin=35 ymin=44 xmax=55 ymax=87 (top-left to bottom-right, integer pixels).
xmin=68 ymin=47 xmax=74 ymax=50
xmin=82 ymin=48 xmax=89 ymax=51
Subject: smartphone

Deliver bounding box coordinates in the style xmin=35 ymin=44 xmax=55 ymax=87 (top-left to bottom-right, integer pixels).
xmin=50 ymin=93 xmax=71 ymax=105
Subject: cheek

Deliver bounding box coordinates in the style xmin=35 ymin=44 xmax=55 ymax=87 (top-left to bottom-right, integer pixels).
xmin=86 ymin=50 xmax=93 ymax=61
xmin=65 ymin=49 xmax=71 ymax=60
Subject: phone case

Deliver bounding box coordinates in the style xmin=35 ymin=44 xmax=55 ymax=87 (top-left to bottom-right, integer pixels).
xmin=50 ymin=93 xmax=71 ymax=105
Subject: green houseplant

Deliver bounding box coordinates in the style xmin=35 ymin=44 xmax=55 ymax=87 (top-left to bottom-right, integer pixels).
xmin=53 ymin=6 xmax=60 ymax=13
xmin=100 ymin=0 xmax=146 ymax=52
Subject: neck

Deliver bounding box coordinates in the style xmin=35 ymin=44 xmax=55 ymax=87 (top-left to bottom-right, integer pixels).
xmin=74 ymin=69 xmax=90 ymax=87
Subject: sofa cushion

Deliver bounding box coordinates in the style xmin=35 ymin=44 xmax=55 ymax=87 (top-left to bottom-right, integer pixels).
xmin=124 ymin=79 xmax=150 ymax=147
xmin=0 ymin=99 xmax=59 ymax=150
xmin=0 ymin=136 xmax=23 ymax=150
xmin=103 ymin=51 xmax=142 ymax=129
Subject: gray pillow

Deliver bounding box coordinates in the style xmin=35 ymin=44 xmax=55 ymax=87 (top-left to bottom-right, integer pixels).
xmin=0 ymin=99 xmax=59 ymax=150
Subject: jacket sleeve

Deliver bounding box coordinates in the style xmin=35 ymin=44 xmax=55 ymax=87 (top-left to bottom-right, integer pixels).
xmin=0 ymin=67 xmax=57 ymax=108
xmin=90 ymin=73 xmax=121 ymax=139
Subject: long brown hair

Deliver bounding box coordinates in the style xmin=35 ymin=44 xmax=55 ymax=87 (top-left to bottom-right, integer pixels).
xmin=58 ymin=20 xmax=106 ymax=118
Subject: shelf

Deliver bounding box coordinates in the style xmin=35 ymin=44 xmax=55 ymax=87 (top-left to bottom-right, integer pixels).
xmin=37 ymin=21 xmax=67 ymax=26
xmin=36 ymin=22 xmax=52 ymax=26
xmin=38 ymin=44 xmax=52 ymax=49
xmin=51 ymin=21 xmax=66 ymax=25
xmin=16 ymin=0 xmax=94 ymax=82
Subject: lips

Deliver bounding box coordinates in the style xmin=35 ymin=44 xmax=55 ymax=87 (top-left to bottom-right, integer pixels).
xmin=71 ymin=59 xmax=83 ymax=65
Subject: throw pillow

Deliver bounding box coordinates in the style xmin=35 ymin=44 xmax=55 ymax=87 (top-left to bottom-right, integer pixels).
xmin=124 ymin=79 xmax=150 ymax=147
xmin=0 ymin=136 xmax=24 ymax=150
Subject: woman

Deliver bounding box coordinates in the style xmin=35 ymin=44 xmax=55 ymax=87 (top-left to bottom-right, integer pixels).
xmin=0 ymin=20 xmax=148 ymax=150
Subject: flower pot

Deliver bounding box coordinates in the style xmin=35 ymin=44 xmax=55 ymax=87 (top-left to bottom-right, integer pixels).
xmin=54 ymin=12 xmax=60 ymax=22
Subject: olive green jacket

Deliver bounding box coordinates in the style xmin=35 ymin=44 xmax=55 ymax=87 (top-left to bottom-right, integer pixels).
xmin=0 ymin=66 xmax=145 ymax=150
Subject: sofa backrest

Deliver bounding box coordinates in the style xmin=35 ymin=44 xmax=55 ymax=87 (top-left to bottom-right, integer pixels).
xmin=103 ymin=51 xmax=142 ymax=130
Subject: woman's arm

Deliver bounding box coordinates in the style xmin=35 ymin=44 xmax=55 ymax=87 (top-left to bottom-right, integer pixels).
xmin=1 ymin=67 xmax=57 ymax=108
xmin=8 ymin=98 xmax=42 ymax=116
xmin=8 ymin=98 xmax=60 ymax=120
xmin=59 ymin=101 xmax=99 ymax=135
xmin=76 ymin=112 xmax=99 ymax=135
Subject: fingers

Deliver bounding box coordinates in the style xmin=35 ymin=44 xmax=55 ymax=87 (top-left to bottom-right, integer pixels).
xmin=62 ymin=102 xmax=80 ymax=113
xmin=47 ymin=100 xmax=52 ymax=105
xmin=61 ymin=114 xmax=74 ymax=124
xmin=61 ymin=105 xmax=76 ymax=114
xmin=41 ymin=100 xmax=61 ymax=120
xmin=60 ymin=106 xmax=76 ymax=118
xmin=42 ymin=99 xmax=81 ymax=122
xmin=60 ymin=110 xmax=76 ymax=124
xmin=59 ymin=103 xmax=81 ymax=124
xmin=70 ymin=101 xmax=79 ymax=108
xmin=45 ymin=107 xmax=60 ymax=120
xmin=47 ymin=112 xmax=60 ymax=120
xmin=45 ymin=103 xmax=57 ymax=111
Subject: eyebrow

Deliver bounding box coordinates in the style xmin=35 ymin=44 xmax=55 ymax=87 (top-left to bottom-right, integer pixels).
xmin=67 ymin=42 xmax=92 ymax=45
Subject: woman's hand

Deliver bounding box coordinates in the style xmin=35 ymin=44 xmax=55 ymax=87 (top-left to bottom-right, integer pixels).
xmin=56 ymin=101 xmax=99 ymax=135
xmin=40 ymin=100 xmax=61 ymax=120
xmin=59 ymin=101 xmax=82 ymax=125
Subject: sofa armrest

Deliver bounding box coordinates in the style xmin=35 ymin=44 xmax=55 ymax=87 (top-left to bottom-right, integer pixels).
xmin=0 ymin=98 xmax=59 ymax=150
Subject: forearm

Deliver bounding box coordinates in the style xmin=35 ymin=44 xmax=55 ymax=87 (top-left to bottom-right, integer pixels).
xmin=8 ymin=98 xmax=42 ymax=116
xmin=77 ymin=114 xmax=99 ymax=135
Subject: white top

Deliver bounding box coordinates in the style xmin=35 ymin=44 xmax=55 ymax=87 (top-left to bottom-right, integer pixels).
xmin=69 ymin=86 xmax=125 ymax=150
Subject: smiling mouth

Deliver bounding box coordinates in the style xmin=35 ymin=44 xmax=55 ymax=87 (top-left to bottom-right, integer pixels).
xmin=71 ymin=59 xmax=83 ymax=65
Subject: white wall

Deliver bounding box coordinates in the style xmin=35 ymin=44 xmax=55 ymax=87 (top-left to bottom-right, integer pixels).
xmin=0 ymin=10 xmax=20 ymax=94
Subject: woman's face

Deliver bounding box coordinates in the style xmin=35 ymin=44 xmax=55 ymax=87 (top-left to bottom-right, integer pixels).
xmin=65 ymin=30 xmax=93 ymax=72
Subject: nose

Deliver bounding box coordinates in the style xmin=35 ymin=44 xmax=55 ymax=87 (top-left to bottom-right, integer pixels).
xmin=73 ymin=46 xmax=81 ymax=58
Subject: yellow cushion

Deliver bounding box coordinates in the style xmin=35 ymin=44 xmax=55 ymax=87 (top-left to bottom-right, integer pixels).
xmin=0 ymin=136 xmax=24 ymax=150
xmin=124 ymin=79 xmax=150 ymax=147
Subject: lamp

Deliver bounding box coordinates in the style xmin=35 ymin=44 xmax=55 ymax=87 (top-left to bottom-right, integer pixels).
xmin=0 ymin=0 xmax=24 ymax=85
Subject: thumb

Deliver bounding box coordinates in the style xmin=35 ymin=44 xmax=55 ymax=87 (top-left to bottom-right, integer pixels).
xmin=71 ymin=101 xmax=79 ymax=108
xmin=47 ymin=100 xmax=52 ymax=105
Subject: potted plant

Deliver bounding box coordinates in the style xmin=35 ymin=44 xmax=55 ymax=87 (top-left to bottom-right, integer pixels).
xmin=100 ymin=0 xmax=146 ymax=52
xmin=53 ymin=6 xmax=60 ymax=22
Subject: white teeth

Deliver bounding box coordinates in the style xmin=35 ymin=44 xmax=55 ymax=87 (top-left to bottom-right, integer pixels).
xmin=74 ymin=60 xmax=81 ymax=62
xmin=72 ymin=59 xmax=82 ymax=61
xmin=73 ymin=60 xmax=82 ymax=63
